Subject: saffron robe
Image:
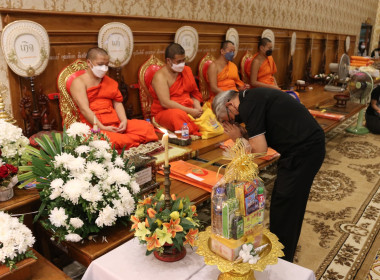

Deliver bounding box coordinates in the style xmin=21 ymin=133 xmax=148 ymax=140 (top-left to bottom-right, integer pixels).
xmin=150 ymin=66 xmax=203 ymax=136
xmin=247 ymin=53 xmax=277 ymax=86
xmin=207 ymin=61 xmax=245 ymax=103
xmin=78 ymin=76 xmax=158 ymax=150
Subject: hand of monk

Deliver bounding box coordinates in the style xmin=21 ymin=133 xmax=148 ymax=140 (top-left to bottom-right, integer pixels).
xmin=238 ymin=84 xmax=250 ymax=90
xmin=116 ymin=119 xmax=127 ymax=133
xmin=222 ymin=122 xmax=242 ymax=141
xmin=189 ymin=108 xmax=203 ymax=118
xmin=102 ymin=126 xmax=119 ymax=133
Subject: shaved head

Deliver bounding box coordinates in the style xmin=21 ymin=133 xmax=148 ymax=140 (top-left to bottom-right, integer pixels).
xmin=221 ymin=40 xmax=234 ymax=50
xmin=165 ymin=43 xmax=185 ymax=59
xmin=86 ymin=47 xmax=109 ymax=60
xmin=258 ymin=38 xmax=272 ymax=49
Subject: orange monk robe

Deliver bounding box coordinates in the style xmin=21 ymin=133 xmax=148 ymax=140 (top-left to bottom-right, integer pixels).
xmin=207 ymin=61 xmax=245 ymax=103
xmin=149 ymin=66 xmax=203 ymax=136
xmin=78 ymin=75 xmax=158 ymax=150
xmin=247 ymin=53 xmax=277 ymax=86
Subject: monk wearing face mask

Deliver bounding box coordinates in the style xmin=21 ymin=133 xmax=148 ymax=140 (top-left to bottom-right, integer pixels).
xmin=70 ymin=47 xmax=158 ymax=150
xmin=150 ymin=43 xmax=203 ymax=136
xmin=248 ymin=37 xmax=280 ymax=90
xmin=207 ymin=40 xmax=249 ymax=104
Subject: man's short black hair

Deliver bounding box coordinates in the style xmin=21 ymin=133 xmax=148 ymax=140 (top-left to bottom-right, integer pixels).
xmin=86 ymin=47 xmax=108 ymax=60
xmin=165 ymin=43 xmax=185 ymax=59
xmin=258 ymin=37 xmax=272 ymax=49
xmin=221 ymin=40 xmax=235 ymax=50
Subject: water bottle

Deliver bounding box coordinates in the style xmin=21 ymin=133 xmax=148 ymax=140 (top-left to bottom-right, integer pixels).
xmin=181 ymin=123 xmax=189 ymax=140
xmin=212 ymin=186 xmax=227 ymax=235
xmin=146 ymin=118 xmax=151 ymax=123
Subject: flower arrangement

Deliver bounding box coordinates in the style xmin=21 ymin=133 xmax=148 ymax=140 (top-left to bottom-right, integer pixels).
xmin=0 ymin=158 xmax=18 ymax=191
xmin=18 ymin=122 xmax=139 ymax=242
xmin=131 ymin=191 xmax=200 ymax=255
xmin=0 ymin=211 xmax=36 ymax=270
xmin=0 ymin=120 xmax=29 ymax=166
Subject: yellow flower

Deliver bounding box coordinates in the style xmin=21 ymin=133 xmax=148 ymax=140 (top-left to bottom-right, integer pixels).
xmin=156 ymin=219 xmax=163 ymax=227
xmin=135 ymin=206 xmax=145 ymax=218
xmin=160 ymin=194 xmax=165 ymax=201
xmin=134 ymin=222 xmax=151 ymax=241
xmin=178 ymin=199 xmax=183 ymax=210
xmin=155 ymin=227 xmax=173 ymax=246
xmin=170 ymin=211 xmax=180 ymax=220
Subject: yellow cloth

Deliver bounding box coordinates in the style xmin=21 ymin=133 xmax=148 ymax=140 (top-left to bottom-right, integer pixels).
xmin=188 ymin=103 xmax=224 ymax=139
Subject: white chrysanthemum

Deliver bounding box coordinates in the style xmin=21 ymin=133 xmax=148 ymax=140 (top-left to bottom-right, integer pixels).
xmin=72 ymin=170 xmax=92 ymax=182
xmin=53 ymin=153 xmax=76 ymax=169
xmin=69 ymin=218 xmax=84 ymax=229
xmin=65 ymin=233 xmax=82 ymax=242
xmin=86 ymin=161 xmax=107 ymax=179
xmin=67 ymin=156 xmax=86 ymax=172
xmin=82 ymin=185 xmax=103 ymax=202
xmin=0 ymin=211 xmax=35 ymax=262
xmin=49 ymin=207 xmax=68 ymax=227
xmin=0 ymin=120 xmax=29 ymax=160
xmin=122 ymin=197 xmax=136 ymax=215
xmin=114 ymin=156 xmax=124 ymax=167
xmin=75 ymin=145 xmax=91 ymax=155
xmin=119 ymin=187 xmax=132 ymax=200
xmin=66 ymin=122 xmax=91 ymax=137
xmin=62 ymin=179 xmax=89 ymax=204
xmin=89 ymin=140 xmax=110 ymax=150
xmin=95 ymin=205 xmax=117 ymax=227
xmin=106 ymin=168 xmax=131 ymax=186
xmin=130 ymin=180 xmax=140 ymax=194
xmin=49 ymin=178 xmax=64 ymax=200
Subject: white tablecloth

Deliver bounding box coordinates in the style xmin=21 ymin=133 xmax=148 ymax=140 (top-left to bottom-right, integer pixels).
xmin=82 ymin=238 xmax=316 ymax=280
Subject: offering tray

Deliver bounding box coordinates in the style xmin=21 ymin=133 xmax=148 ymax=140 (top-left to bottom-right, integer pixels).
xmin=196 ymin=227 xmax=284 ymax=280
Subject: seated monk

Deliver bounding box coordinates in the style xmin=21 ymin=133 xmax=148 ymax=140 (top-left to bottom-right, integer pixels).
xmin=70 ymin=47 xmax=158 ymax=150
xmin=248 ymin=38 xmax=281 ymax=90
xmin=207 ymin=40 xmax=249 ymax=103
xmin=150 ymin=43 xmax=203 ymax=136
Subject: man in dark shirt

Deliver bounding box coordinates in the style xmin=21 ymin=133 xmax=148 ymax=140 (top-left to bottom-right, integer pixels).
xmin=366 ymin=86 xmax=380 ymax=134
xmin=212 ymin=88 xmax=325 ymax=262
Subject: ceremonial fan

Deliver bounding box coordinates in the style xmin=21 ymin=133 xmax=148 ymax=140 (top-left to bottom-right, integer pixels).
xmin=345 ymin=71 xmax=373 ymax=134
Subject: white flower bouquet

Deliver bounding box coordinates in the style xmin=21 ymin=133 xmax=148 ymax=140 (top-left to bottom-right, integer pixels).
xmin=0 ymin=120 xmax=29 ymax=166
xmin=0 ymin=211 xmax=36 ymax=270
xmin=18 ymin=123 xmax=140 ymax=242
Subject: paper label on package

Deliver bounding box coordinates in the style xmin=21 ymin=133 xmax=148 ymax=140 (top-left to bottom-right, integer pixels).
xmin=135 ymin=167 xmax=152 ymax=186
xmin=186 ymin=173 xmax=204 ymax=181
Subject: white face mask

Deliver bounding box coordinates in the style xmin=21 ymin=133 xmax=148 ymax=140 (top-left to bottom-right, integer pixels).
xmin=90 ymin=61 xmax=108 ymax=78
xmin=171 ymin=61 xmax=185 ymax=73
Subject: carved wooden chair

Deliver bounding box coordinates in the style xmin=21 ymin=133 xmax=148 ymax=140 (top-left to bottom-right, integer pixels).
xmin=57 ymin=59 xmax=87 ymax=128
xmin=137 ymin=55 xmax=164 ymax=121
xmin=197 ymin=53 xmax=215 ymax=102
xmin=240 ymin=51 xmax=254 ymax=84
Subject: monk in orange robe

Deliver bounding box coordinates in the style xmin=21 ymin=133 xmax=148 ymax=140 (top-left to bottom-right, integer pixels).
xmin=150 ymin=43 xmax=203 ymax=136
xmin=248 ymin=38 xmax=281 ymax=90
xmin=207 ymin=40 xmax=249 ymax=103
xmin=70 ymin=47 xmax=158 ymax=150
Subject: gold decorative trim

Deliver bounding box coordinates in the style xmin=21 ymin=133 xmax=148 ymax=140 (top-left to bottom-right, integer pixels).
xmin=57 ymin=59 xmax=87 ymax=128
xmin=240 ymin=51 xmax=253 ymax=84
xmin=196 ymin=227 xmax=284 ymax=275
xmin=138 ymin=55 xmax=164 ymax=120
xmin=197 ymin=53 xmax=215 ymax=102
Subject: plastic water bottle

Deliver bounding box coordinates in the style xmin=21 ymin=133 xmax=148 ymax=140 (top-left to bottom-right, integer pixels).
xmin=212 ymin=187 xmax=227 ymax=235
xmin=146 ymin=118 xmax=151 ymax=123
xmin=181 ymin=123 xmax=189 ymax=140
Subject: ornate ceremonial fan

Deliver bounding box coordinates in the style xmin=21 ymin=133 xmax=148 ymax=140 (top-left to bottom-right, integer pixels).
xmin=226 ymin=28 xmax=239 ymax=58
xmin=262 ymin=29 xmax=275 ymax=47
xmin=345 ymin=36 xmax=350 ymax=53
xmin=291 ymin=32 xmax=296 ymax=57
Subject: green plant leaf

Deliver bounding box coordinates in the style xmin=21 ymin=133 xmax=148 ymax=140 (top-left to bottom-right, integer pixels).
xmin=33 ymin=201 xmax=46 ymax=223
xmin=52 ymin=132 xmax=62 ymax=153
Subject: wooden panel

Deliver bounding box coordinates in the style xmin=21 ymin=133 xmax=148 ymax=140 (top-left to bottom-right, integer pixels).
xmin=0 ymin=10 xmax=356 ymax=132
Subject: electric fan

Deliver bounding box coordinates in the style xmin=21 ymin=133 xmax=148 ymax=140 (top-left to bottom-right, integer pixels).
xmin=324 ymin=53 xmax=350 ymax=92
xmin=346 ymin=71 xmax=373 ymax=134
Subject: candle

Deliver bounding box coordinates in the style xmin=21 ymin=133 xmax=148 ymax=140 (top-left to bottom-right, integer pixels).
xmin=162 ymin=131 xmax=169 ymax=167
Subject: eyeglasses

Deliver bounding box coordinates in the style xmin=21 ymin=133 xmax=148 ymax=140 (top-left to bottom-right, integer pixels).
xmin=225 ymin=104 xmax=233 ymax=124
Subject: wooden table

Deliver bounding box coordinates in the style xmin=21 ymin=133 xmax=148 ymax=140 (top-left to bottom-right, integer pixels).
xmin=31 ymin=250 xmax=71 ymax=280
xmin=0 ymin=188 xmax=40 ymax=228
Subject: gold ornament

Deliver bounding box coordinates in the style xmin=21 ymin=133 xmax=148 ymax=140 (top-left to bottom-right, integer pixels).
xmin=196 ymin=227 xmax=284 ymax=280
xmin=0 ymin=83 xmax=16 ymax=124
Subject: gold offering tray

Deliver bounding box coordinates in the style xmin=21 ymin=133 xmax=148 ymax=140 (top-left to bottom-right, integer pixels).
xmin=196 ymin=227 xmax=284 ymax=280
